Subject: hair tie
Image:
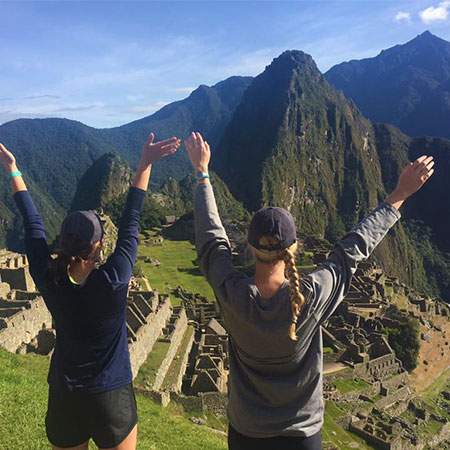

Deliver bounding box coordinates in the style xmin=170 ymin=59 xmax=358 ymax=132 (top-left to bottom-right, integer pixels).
xmin=291 ymin=315 xmax=298 ymax=324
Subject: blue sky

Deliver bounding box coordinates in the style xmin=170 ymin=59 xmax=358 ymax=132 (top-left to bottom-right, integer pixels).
xmin=1 ymin=0 xmax=450 ymax=128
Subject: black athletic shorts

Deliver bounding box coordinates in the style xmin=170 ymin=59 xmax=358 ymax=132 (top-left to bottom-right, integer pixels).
xmin=46 ymin=383 xmax=138 ymax=449
xmin=228 ymin=425 xmax=322 ymax=450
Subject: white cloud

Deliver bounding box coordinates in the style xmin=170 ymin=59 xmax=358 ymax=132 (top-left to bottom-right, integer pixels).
xmin=395 ymin=11 xmax=412 ymax=23
xmin=420 ymin=1 xmax=450 ymax=24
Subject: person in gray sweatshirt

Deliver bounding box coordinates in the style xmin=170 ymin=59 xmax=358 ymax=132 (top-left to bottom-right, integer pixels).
xmin=185 ymin=132 xmax=435 ymax=450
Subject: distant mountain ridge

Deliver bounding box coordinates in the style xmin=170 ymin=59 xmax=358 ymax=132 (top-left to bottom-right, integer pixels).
xmin=325 ymin=31 xmax=450 ymax=139
xmin=0 ymin=76 xmax=252 ymax=248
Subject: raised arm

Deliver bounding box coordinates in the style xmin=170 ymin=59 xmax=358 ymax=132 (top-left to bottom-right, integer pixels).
xmin=186 ymin=132 xmax=240 ymax=292
xmin=0 ymin=143 xmax=51 ymax=291
xmin=101 ymin=133 xmax=180 ymax=289
xmin=305 ymin=155 xmax=435 ymax=324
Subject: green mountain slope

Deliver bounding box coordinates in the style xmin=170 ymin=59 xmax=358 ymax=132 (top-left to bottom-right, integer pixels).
xmin=70 ymin=152 xmax=132 ymax=212
xmin=0 ymin=76 xmax=252 ymax=249
xmin=325 ymin=31 xmax=450 ymax=139
xmin=213 ymin=50 xmax=450 ymax=301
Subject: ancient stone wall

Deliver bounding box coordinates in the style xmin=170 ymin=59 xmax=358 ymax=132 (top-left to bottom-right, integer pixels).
xmin=169 ymin=330 xmax=195 ymax=393
xmin=0 ymin=266 xmax=35 ymax=292
xmin=153 ymin=308 xmax=188 ymax=391
xmin=129 ymin=295 xmax=172 ymax=378
xmin=0 ymin=296 xmax=52 ymax=352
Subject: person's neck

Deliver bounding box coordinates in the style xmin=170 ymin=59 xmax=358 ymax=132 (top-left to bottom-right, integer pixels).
xmin=254 ymin=260 xmax=286 ymax=300
xmin=68 ymin=259 xmax=95 ymax=284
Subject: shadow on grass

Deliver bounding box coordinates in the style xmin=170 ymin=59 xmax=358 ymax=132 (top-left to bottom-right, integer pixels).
xmin=177 ymin=267 xmax=203 ymax=276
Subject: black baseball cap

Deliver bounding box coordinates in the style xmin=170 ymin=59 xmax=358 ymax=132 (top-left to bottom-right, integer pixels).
xmin=61 ymin=211 xmax=104 ymax=246
xmin=248 ymin=207 xmax=297 ymax=251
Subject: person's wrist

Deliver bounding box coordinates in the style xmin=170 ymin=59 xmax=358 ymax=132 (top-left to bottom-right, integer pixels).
xmin=195 ymin=166 xmax=209 ymax=174
xmin=391 ymin=187 xmax=409 ymax=201
xmin=138 ymin=157 xmax=152 ymax=170
xmin=5 ymin=163 xmax=18 ymax=174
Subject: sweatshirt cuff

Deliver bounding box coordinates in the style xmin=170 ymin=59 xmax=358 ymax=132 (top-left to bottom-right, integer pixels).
xmin=380 ymin=201 xmax=402 ymax=220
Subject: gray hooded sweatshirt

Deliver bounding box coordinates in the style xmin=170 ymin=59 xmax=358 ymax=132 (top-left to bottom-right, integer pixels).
xmin=194 ymin=182 xmax=401 ymax=438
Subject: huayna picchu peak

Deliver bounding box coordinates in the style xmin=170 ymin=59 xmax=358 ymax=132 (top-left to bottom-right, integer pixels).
xmin=213 ymin=49 xmax=450 ymax=302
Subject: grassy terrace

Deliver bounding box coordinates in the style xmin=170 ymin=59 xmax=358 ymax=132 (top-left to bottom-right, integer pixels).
xmin=161 ymin=326 xmax=195 ymax=391
xmin=135 ymin=338 xmax=171 ymax=387
xmin=322 ymin=401 xmax=372 ymax=449
xmin=400 ymin=368 xmax=450 ymax=442
xmin=138 ymin=230 xmax=214 ymax=304
xmin=334 ymin=378 xmax=371 ymax=394
xmin=0 ymin=349 xmax=226 ymax=450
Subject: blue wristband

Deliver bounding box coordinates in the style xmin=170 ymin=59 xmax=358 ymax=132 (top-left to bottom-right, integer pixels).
xmin=8 ymin=171 xmax=22 ymax=179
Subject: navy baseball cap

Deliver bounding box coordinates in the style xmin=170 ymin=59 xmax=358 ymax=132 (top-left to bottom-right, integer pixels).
xmin=248 ymin=207 xmax=297 ymax=251
xmin=61 ymin=211 xmax=104 ymax=246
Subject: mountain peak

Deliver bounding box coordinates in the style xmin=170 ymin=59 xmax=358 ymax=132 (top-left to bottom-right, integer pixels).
xmin=70 ymin=152 xmax=132 ymax=212
xmin=267 ymin=50 xmax=320 ymax=76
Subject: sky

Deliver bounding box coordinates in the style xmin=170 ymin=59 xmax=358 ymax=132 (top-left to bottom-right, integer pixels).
xmin=1 ymin=0 xmax=450 ymax=128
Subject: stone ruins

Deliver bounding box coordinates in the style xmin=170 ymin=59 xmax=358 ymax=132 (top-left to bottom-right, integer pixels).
xmin=1 ymin=230 xmax=450 ymax=449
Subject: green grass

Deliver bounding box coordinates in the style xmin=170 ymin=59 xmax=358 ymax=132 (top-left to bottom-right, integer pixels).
xmin=421 ymin=368 xmax=450 ymax=402
xmin=322 ymin=401 xmax=373 ymax=449
xmin=334 ymin=378 xmax=371 ymax=394
xmin=323 ymin=346 xmax=335 ymax=354
xmin=138 ymin=231 xmax=214 ymax=302
xmin=134 ymin=399 xmax=226 ymax=450
xmin=135 ymin=339 xmax=171 ymax=387
xmin=161 ymin=326 xmax=195 ymax=391
xmin=0 ymin=349 xmax=49 ymax=449
xmin=0 ymin=349 xmax=226 ymax=450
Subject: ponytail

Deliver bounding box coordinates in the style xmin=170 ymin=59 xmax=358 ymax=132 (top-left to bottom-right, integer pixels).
xmin=249 ymin=237 xmax=305 ymax=341
xmin=50 ymin=235 xmax=98 ymax=282
xmin=283 ymin=246 xmax=305 ymax=341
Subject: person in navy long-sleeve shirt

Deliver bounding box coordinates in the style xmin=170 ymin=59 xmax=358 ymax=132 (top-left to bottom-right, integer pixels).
xmin=0 ymin=133 xmax=180 ymax=450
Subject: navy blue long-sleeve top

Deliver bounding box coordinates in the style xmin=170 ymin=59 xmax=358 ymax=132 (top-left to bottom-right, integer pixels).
xmin=14 ymin=187 xmax=146 ymax=393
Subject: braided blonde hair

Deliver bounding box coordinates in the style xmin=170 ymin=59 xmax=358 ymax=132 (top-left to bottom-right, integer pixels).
xmin=250 ymin=236 xmax=306 ymax=341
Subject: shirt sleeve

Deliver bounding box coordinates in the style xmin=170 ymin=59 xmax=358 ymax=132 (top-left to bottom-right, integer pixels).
xmin=194 ymin=182 xmax=242 ymax=296
xmin=100 ymin=187 xmax=146 ymax=290
xmin=13 ymin=190 xmax=52 ymax=291
xmin=304 ymin=201 xmax=401 ymax=324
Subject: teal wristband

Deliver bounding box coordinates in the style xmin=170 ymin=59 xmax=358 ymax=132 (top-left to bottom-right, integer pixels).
xmin=8 ymin=171 xmax=22 ymax=179
xmin=196 ymin=171 xmax=210 ymax=181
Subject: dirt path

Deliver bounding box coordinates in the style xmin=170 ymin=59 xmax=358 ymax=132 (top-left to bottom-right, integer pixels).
xmin=324 ymin=362 xmax=348 ymax=375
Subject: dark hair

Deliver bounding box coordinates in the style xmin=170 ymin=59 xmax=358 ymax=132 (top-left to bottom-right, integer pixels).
xmin=50 ymin=234 xmax=98 ymax=282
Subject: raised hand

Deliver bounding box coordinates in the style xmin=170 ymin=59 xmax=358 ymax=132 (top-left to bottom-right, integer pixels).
xmin=185 ymin=132 xmax=211 ymax=173
xmin=0 ymin=143 xmax=17 ymax=172
xmin=396 ymin=155 xmax=434 ymax=198
xmin=141 ymin=133 xmax=180 ymax=167
xmin=386 ymin=155 xmax=435 ymax=210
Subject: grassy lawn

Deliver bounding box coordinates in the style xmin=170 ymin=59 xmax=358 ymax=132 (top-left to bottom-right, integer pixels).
xmin=0 ymin=349 xmax=226 ymax=450
xmin=134 ymin=398 xmax=226 ymax=450
xmin=420 ymin=368 xmax=450 ymax=402
xmin=0 ymin=349 xmax=49 ymax=449
xmin=162 ymin=326 xmax=195 ymax=391
xmin=323 ymin=346 xmax=335 ymax=354
xmin=138 ymin=231 xmax=214 ymax=302
xmin=322 ymin=401 xmax=373 ymax=450
xmin=135 ymin=339 xmax=171 ymax=387
xmin=334 ymin=378 xmax=371 ymax=394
